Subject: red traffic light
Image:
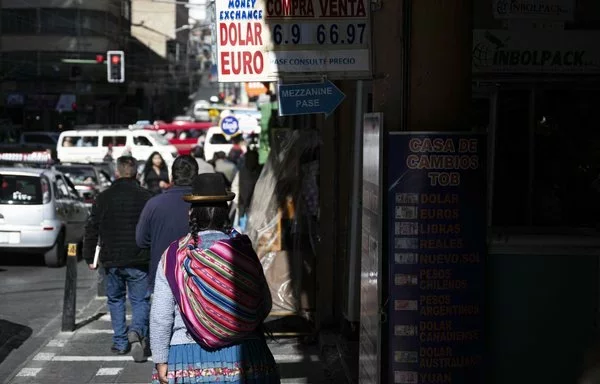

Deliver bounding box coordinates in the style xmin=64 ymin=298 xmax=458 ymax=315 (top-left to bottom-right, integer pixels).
xmin=95 ymin=54 xmax=104 ymax=63
xmin=111 ymin=54 xmax=121 ymax=65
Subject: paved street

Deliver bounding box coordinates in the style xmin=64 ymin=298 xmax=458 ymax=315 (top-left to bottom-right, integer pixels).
xmin=0 ymin=254 xmax=97 ymax=382
xmin=0 ymin=256 xmax=331 ymax=384
xmin=5 ymin=299 xmax=329 ymax=383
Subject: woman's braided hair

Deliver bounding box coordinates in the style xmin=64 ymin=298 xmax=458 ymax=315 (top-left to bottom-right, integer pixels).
xmin=189 ymin=202 xmax=232 ymax=246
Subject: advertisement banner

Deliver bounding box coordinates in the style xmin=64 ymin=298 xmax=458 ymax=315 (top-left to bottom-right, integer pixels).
xmin=214 ymin=0 xmax=371 ymax=82
xmin=473 ymin=30 xmax=600 ymax=74
xmin=386 ymin=133 xmax=486 ymax=384
xmin=492 ymin=0 xmax=574 ymax=21
xmin=359 ymin=113 xmax=383 ymax=384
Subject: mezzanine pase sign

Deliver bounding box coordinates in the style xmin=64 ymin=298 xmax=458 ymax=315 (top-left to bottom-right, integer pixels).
xmin=473 ymin=30 xmax=600 ymax=74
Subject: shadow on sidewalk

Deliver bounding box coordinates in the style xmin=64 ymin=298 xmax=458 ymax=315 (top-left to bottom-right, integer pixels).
xmin=0 ymin=319 xmax=32 ymax=365
xmin=74 ymin=311 xmax=106 ymax=331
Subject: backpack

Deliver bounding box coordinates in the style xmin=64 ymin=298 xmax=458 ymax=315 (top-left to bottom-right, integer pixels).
xmin=164 ymin=233 xmax=271 ymax=349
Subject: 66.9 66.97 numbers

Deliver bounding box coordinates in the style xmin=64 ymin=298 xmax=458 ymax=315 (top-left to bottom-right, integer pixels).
xmin=272 ymin=23 xmax=367 ymax=46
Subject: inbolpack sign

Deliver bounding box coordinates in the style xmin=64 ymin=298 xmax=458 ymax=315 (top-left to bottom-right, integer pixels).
xmin=472 ymin=30 xmax=600 ymax=74
xmin=493 ymin=0 xmax=573 ymax=20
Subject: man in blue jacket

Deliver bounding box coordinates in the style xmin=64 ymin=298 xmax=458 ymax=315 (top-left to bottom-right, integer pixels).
xmin=136 ymin=155 xmax=198 ymax=291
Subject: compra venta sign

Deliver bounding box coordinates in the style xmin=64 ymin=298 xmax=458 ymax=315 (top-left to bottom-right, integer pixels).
xmin=215 ymin=0 xmax=372 ymax=82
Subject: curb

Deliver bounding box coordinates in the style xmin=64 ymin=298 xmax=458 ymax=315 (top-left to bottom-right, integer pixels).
xmin=2 ymin=281 xmax=104 ymax=384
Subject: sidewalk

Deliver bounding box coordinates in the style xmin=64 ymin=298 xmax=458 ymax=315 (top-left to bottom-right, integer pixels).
xmin=5 ymin=297 xmax=331 ymax=384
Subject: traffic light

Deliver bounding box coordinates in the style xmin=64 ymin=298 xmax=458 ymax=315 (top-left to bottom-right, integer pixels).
xmin=106 ymin=50 xmax=125 ymax=83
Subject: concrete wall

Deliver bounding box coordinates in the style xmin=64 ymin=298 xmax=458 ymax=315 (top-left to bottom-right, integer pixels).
xmin=131 ymin=0 xmax=177 ymax=58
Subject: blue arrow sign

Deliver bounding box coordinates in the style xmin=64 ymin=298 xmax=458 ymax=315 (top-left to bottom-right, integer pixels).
xmin=278 ymin=80 xmax=345 ymax=117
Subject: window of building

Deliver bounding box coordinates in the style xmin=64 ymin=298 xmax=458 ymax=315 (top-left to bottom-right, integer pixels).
xmin=79 ymin=10 xmax=107 ymax=36
xmin=121 ymin=0 xmax=131 ymax=20
xmin=532 ymin=90 xmax=600 ymax=228
xmin=2 ymin=52 xmax=38 ymax=79
xmin=22 ymin=134 xmax=56 ymax=145
xmin=0 ymin=9 xmax=37 ymax=34
xmin=40 ymin=9 xmax=77 ymax=35
xmin=491 ymin=88 xmax=600 ymax=229
xmin=492 ymin=91 xmax=531 ymax=227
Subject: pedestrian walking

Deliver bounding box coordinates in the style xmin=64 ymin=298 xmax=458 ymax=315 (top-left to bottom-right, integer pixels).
xmin=143 ymin=151 xmax=170 ymax=194
xmin=231 ymin=149 xmax=262 ymax=231
xmin=150 ymin=173 xmax=280 ymax=384
xmin=83 ymin=156 xmax=153 ymax=362
xmin=136 ymin=155 xmax=199 ymax=291
xmin=213 ymin=151 xmax=237 ymax=184
xmin=191 ymin=146 xmax=215 ymax=175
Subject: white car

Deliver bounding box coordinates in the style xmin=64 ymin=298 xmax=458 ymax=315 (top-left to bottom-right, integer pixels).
xmin=0 ymin=167 xmax=89 ymax=267
xmin=202 ymin=117 xmax=261 ymax=161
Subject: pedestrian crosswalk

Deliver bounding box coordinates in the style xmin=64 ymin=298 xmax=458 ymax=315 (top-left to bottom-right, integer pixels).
xmin=8 ymin=308 xmax=329 ymax=383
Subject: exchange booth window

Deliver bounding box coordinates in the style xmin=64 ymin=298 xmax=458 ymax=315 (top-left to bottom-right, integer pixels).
xmin=492 ymin=89 xmax=600 ymax=228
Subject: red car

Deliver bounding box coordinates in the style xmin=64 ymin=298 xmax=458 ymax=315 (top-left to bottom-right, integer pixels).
xmin=146 ymin=121 xmax=212 ymax=155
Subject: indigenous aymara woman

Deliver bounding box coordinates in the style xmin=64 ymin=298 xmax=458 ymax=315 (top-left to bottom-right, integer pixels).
xmin=150 ymin=173 xmax=280 ymax=384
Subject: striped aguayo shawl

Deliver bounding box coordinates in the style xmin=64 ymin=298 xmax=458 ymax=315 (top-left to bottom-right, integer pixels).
xmin=164 ymin=233 xmax=270 ymax=349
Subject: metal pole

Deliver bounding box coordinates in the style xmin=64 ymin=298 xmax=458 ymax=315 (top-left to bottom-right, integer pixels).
xmin=61 ymin=243 xmax=79 ymax=332
xmin=345 ymin=80 xmax=364 ymax=322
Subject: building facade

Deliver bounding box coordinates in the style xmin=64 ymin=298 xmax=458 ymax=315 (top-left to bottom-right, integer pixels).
xmin=0 ymin=0 xmax=134 ymax=131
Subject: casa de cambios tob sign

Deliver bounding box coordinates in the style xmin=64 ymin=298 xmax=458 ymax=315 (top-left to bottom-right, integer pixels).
xmin=215 ymin=0 xmax=372 ymax=83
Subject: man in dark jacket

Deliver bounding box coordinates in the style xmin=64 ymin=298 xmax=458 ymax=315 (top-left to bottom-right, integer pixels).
xmin=83 ymin=156 xmax=153 ymax=361
xmin=136 ymin=155 xmax=198 ymax=290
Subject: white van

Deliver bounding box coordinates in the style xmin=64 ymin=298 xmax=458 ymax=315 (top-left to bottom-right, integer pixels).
xmin=57 ymin=127 xmax=179 ymax=165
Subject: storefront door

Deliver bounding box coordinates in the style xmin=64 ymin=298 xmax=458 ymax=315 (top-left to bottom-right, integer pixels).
xmin=475 ymin=83 xmax=600 ymax=384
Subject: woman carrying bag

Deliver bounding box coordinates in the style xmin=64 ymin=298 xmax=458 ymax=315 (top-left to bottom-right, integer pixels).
xmin=150 ymin=173 xmax=280 ymax=384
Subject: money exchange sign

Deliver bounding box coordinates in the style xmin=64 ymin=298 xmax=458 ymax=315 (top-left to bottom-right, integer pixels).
xmin=215 ymin=0 xmax=371 ymax=82
xmin=387 ymin=133 xmax=486 ymax=384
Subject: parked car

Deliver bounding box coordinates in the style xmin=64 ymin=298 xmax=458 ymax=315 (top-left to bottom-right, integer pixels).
xmin=53 ymin=163 xmax=112 ymax=206
xmin=0 ymin=167 xmax=89 ymax=267
xmin=146 ymin=121 xmax=212 ymax=155
xmin=202 ymin=119 xmax=261 ymax=161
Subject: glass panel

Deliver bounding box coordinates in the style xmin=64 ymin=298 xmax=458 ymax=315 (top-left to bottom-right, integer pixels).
xmin=55 ymin=178 xmax=69 ymax=197
xmin=0 ymin=175 xmax=43 ymax=205
xmin=134 ymin=136 xmax=152 ymax=146
xmin=471 ymin=97 xmax=491 ymax=133
xmin=0 ymin=9 xmax=37 ymax=34
xmin=533 ymin=90 xmax=600 ymax=227
xmin=61 ymin=136 xmax=81 ymax=147
xmin=74 ymin=136 xmax=99 ymax=147
xmin=40 ymin=9 xmax=77 ymax=35
xmin=55 ymin=166 xmax=97 ymax=185
xmin=101 ymin=136 xmax=127 ymax=146
xmin=492 ymin=90 xmax=531 ymax=226
xmin=210 ymin=134 xmax=231 ymax=145
xmin=2 ymin=52 xmax=38 ymax=79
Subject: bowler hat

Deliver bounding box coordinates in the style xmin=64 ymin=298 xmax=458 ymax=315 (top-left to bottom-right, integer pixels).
xmin=182 ymin=173 xmax=235 ymax=203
